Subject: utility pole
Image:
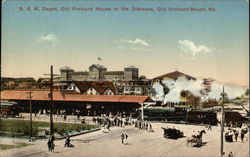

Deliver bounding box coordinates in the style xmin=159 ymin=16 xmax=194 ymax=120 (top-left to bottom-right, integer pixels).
xmin=26 ymin=91 xmax=33 ymax=139
xmin=50 ymin=66 xmax=54 ymax=135
xmin=220 ymin=86 xmax=225 ymax=157
xmin=44 ymin=65 xmax=59 ymax=136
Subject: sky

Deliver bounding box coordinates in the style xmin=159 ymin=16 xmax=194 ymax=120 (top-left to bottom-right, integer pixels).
xmin=1 ymin=0 xmax=249 ymax=87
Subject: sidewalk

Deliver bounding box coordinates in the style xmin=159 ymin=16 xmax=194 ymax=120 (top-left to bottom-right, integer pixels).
xmin=0 ymin=125 xmax=128 ymax=157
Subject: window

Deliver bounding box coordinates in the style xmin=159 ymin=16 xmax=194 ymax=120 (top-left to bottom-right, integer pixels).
xmin=125 ymin=87 xmax=129 ymax=91
xmin=117 ymin=87 xmax=124 ymax=92
xmin=130 ymin=87 xmax=135 ymax=92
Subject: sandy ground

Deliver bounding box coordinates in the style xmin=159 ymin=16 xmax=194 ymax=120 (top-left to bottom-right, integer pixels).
xmin=1 ymin=122 xmax=249 ymax=157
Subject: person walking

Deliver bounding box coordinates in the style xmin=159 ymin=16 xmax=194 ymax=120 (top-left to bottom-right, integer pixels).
xmin=120 ymin=119 xmax=123 ymax=127
xmin=47 ymin=139 xmax=52 ymax=152
xmin=139 ymin=121 xmax=142 ymax=130
xmin=64 ymin=114 xmax=67 ymax=121
xmin=65 ymin=136 xmax=71 ymax=147
xmin=228 ymin=151 xmax=233 ymax=157
xmin=117 ymin=119 xmax=120 ymax=127
xmin=149 ymin=123 xmax=153 ymax=132
xmin=121 ymin=133 xmax=125 ymax=144
xmin=51 ymin=135 xmax=55 ymax=142
xmin=207 ymin=124 xmax=212 ymax=131
xmin=241 ymin=130 xmax=245 ymax=142
xmin=234 ymin=131 xmax=239 ymax=142
xmin=51 ymin=141 xmax=55 ymax=152
xmin=124 ymin=133 xmax=128 ymax=144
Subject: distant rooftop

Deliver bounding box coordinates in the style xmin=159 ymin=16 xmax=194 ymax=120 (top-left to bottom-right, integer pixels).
xmin=89 ymin=64 xmax=107 ymax=69
xmin=125 ymin=65 xmax=138 ymax=69
xmin=153 ymin=71 xmax=196 ymax=81
xmin=60 ymin=66 xmax=74 ymax=71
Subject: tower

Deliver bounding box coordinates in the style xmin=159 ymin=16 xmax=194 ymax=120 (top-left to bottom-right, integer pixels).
xmin=124 ymin=65 xmax=139 ymax=80
xmin=60 ymin=66 xmax=74 ymax=81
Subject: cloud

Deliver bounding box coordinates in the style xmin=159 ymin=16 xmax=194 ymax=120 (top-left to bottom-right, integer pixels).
xmin=114 ymin=38 xmax=150 ymax=52
xmin=131 ymin=47 xmax=148 ymax=52
xmin=120 ymin=38 xmax=149 ymax=47
xmin=38 ymin=34 xmax=60 ymax=46
xmin=178 ymin=40 xmax=211 ymax=56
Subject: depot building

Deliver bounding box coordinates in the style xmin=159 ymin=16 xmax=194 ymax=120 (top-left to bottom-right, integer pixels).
xmin=1 ymin=89 xmax=153 ymax=117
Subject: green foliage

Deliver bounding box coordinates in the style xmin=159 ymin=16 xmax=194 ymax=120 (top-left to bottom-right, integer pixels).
xmin=149 ymin=88 xmax=157 ymax=97
xmin=0 ymin=119 xmax=98 ymax=138
xmin=0 ymin=142 xmax=32 ymax=150
xmin=0 ymin=144 xmax=16 ymax=150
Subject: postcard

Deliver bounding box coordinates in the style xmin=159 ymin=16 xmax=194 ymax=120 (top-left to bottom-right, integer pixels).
xmin=1 ymin=0 xmax=249 ymax=157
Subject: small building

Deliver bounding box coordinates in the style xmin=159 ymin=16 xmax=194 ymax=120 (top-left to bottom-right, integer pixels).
xmin=1 ymin=77 xmax=36 ymax=89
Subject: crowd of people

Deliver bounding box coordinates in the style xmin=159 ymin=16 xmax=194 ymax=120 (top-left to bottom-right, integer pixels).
xmin=225 ymin=127 xmax=248 ymax=143
xmin=134 ymin=120 xmax=154 ymax=132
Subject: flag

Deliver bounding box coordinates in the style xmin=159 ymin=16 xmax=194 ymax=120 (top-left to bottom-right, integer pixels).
xmin=98 ymin=57 xmax=102 ymax=61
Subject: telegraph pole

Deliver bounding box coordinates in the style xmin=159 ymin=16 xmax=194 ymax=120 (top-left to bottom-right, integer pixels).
xmin=26 ymin=91 xmax=33 ymax=139
xmin=220 ymin=86 xmax=225 ymax=157
xmin=44 ymin=65 xmax=59 ymax=136
xmin=50 ymin=65 xmax=54 ymax=135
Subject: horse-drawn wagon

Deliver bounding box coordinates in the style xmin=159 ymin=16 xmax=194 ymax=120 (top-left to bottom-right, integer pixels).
xmin=186 ymin=130 xmax=206 ymax=147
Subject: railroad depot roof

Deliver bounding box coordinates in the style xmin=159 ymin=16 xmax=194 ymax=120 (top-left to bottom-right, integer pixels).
xmin=1 ymin=89 xmax=153 ymax=104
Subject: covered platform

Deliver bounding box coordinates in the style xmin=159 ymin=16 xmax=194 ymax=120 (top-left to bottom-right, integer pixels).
xmin=1 ymin=89 xmax=154 ymax=116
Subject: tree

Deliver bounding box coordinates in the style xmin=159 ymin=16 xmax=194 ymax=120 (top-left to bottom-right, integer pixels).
xmin=159 ymin=81 xmax=170 ymax=95
xmin=149 ymin=88 xmax=157 ymax=97
xmin=139 ymin=75 xmax=147 ymax=80
xmin=181 ymin=90 xmax=201 ymax=108
xmin=245 ymin=89 xmax=249 ymax=96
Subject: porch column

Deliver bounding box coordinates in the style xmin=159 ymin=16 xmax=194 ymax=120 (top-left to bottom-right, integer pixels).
xmin=141 ymin=103 xmax=144 ymax=120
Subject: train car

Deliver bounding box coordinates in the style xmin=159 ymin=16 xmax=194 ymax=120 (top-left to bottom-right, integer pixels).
xmin=134 ymin=107 xmax=218 ymax=125
xmin=0 ymin=101 xmax=21 ymax=117
xmin=143 ymin=107 xmax=169 ymax=121
xmin=187 ymin=109 xmax=218 ymax=125
xmin=137 ymin=107 xmax=187 ymax=121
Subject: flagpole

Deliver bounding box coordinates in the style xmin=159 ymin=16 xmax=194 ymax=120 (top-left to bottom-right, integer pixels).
xmin=97 ymin=57 xmax=102 ymax=65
